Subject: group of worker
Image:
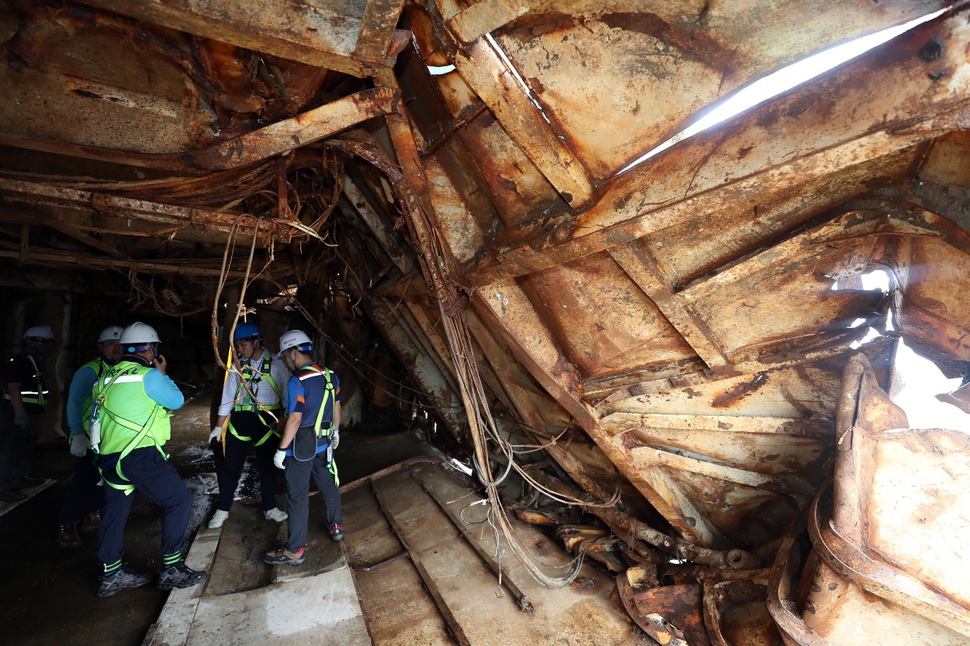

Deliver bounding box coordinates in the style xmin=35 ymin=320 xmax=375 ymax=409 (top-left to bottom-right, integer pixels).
xmin=0 ymin=320 xmax=344 ymax=596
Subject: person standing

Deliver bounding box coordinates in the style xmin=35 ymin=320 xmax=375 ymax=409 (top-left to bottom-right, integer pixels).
xmin=93 ymin=322 xmax=206 ymax=596
xmin=264 ymin=329 xmax=343 ymax=566
xmin=0 ymin=325 xmax=55 ymax=502
xmin=56 ymin=325 xmax=123 ymax=549
xmin=208 ymin=322 xmax=289 ymax=529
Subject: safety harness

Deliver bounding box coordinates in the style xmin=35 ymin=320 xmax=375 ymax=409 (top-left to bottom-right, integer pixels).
xmin=4 ymin=354 xmax=49 ymax=407
xmin=91 ymin=363 xmax=167 ymax=496
xmin=292 ymin=365 xmax=339 ymax=485
xmin=227 ymin=353 xmax=282 ymax=446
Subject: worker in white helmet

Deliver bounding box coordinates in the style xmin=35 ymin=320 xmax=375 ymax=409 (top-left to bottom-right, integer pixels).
xmin=92 ymin=322 xmax=206 ymax=596
xmin=56 ymin=325 xmax=123 ymax=549
xmin=264 ymin=329 xmax=343 ymax=566
xmin=0 ymin=324 xmax=56 ymax=502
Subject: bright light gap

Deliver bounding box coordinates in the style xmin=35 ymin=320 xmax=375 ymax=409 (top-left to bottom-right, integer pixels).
xmin=619 ymin=9 xmax=948 ymax=175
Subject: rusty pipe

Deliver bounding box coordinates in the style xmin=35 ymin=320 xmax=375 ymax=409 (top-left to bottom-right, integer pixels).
xmin=528 ymin=469 xmax=757 ymax=570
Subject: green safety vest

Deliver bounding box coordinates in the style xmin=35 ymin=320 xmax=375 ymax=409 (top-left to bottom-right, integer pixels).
xmin=94 ymin=361 xmax=171 ymax=494
xmin=228 ymin=353 xmax=282 ymax=446
xmin=4 ymin=354 xmax=49 ymax=407
xmin=79 ymin=357 xmax=108 ymax=435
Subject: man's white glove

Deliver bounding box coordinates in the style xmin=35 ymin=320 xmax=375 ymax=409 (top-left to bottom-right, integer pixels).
xmin=209 ymin=427 xmax=222 ymax=444
xmin=330 ymin=428 xmax=339 ymax=450
xmin=70 ymin=434 xmax=90 ymax=457
xmin=13 ymin=410 xmax=28 ymax=428
xmin=274 ymin=449 xmax=286 ymax=470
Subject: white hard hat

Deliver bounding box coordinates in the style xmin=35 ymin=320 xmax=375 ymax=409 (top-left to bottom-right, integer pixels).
xmin=120 ymin=322 xmax=160 ymax=350
xmin=23 ymin=325 xmax=55 ymax=341
xmin=278 ymin=329 xmax=313 ymax=356
xmin=98 ymin=325 xmax=124 ymax=343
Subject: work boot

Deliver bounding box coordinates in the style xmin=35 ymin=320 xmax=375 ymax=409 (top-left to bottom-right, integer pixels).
xmin=79 ymin=510 xmax=102 ymax=533
xmin=157 ymin=562 xmax=206 ymax=590
xmin=98 ymin=565 xmax=152 ymax=597
xmin=329 ymin=524 xmax=344 ymax=542
xmin=263 ymin=507 xmax=287 ymax=523
xmin=263 ymin=546 xmax=305 ymax=566
xmin=0 ymin=490 xmax=26 ymax=503
xmin=207 ymin=509 xmax=229 ymax=529
xmin=57 ymin=523 xmax=81 ymax=549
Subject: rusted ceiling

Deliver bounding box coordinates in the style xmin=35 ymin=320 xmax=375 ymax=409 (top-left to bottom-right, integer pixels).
xmin=2 ymin=0 xmax=970 ymax=642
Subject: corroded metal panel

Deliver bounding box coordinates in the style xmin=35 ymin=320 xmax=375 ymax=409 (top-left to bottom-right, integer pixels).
xmin=469 ymin=11 xmax=970 ymax=285
xmin=520 ymin=254 xmax=697 ymax=380
xmin=491 ymin=1 xmax=951 ymax=180
xmin=897 ymin=234 xmax=970 ymax=361
xmin=603 ymin=362 xmax=845 ymax=418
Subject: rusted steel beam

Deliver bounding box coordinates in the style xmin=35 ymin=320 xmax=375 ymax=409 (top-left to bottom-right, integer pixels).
xmin=609 ymin=243 xmax=728 ymax=369
xmin=629 ymin=447 xmax=813 ymax=504
xmin=446 ymin=0 xmax=551 ymax=43
xmin=361 ymin=296 xmax=468 ymax=441
xmin=527 ymin=469 xmax=752 ymax=569
xmin=472 ymin=279 xmax=728 ymax=546
xmin=0 ymin=249 xmax=259 ymax=278
xmin=416 ymin=480 xmax=534 ymax=613
xmin=78 ymin=0 xmax=392 ymax=76
xmin=342 ymin=175 xmax=417 ymax=275
xmin=0 ymin=178 xmax=288 ymax=244
xmin=601 ymin=413 xmax=832 ymax=439
xmin=355 ymin=0 xmax=408 ymax=61
xmin=465 ymin=9 xmax=970 ymax=285
xmin=189 ymin=88 xmax=399 ymax=171
xmin=0 ymin=211 xmax=124 ymax=258
xmin=371 ymin=482 xmax=473 ymax=646
xmin=0 ymin=89 xmax=398 ymax=173
xmin=453 ymin=37 xmax=593 ymax=208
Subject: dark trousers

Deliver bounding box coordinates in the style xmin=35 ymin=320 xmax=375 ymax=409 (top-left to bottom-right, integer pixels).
xmin=216 ymin=411 xmax=279 ymax=512
xmin=0 ymin=408 xmax=41 ymax=492
xmin=58 ymin=452 xmax=104 ymax=524
xmin=283 ymin=450 xmax=341 ymax=553
xmin=97 ymin=447 xmax=191 ymax=566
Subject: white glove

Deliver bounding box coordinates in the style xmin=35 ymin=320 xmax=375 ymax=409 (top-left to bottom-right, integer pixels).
xmin=13 ymin=410 xmax=28 ymax=428
xmin=274 ymin=449 xmax=286 ymax=470
xmin=330 ymin=429 xmax=339 ymax=450
xmin=70 ymin=434 xmax=90 ymax=457
xmin=209 ymin=427 xmax=223 ymax=443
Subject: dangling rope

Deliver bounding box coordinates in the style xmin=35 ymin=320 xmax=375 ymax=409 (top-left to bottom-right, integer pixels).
xmin=324 ymin=131 xmax=593 ymax=588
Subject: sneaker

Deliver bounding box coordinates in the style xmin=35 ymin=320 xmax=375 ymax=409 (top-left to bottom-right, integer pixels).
xmin=57 ymin=523 xmax=81 ymax=549
xmin=263 ymin=547 xmax=305 ymax=566
xmin=157 ymin=562 xmax=206 ymax=590
xmin=329 ymin=524 xmax=344 ymax=541
xmin=79 ymin=510 xmax=102 ymax=533
xmin=207 ymin=509 xmax=229 ymax=529
xmin=98 ymin=565 xmax=152 ymax=597
xmin=0 ymin=490 xmax=27 ymax=503
xmin=263 ymin=507 xmax=287 ymax=523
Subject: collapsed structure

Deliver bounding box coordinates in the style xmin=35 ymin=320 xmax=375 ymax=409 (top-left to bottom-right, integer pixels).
xmin=1 ymin=0 xmax=969 ymax=643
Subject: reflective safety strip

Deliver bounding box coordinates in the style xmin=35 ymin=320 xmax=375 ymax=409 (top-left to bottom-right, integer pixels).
xmin=105 ymin=375 xmax=147 ymax=384
xmin=4 ymin=355 xmax=49 ymax=405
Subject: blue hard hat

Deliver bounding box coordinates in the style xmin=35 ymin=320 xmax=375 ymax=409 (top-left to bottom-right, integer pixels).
xmin=233 ymin=322 xmax=262 ymax=341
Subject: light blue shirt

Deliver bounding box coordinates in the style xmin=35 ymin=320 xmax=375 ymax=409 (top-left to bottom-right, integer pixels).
xmin=67 ymin=363 xmax=99 ymax=437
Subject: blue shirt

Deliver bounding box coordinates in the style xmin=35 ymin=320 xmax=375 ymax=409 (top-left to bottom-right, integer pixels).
xmin=67 ymin=362 xmax=101 ymax=437
xmin=284 ymin=363 xmax=340 ymax=456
